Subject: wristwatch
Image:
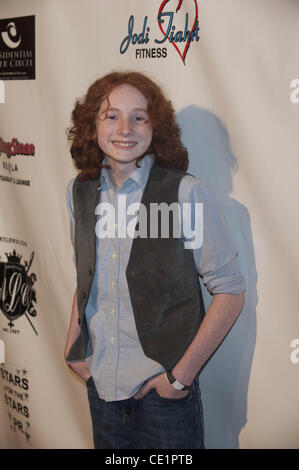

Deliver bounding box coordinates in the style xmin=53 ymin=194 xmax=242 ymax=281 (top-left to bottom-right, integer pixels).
xmin=166 ymin=370 xmax=190 ymax=391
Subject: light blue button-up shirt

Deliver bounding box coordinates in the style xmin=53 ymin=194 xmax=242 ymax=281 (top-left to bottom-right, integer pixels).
xmin=66 ymin=155 xmax=245 ymax=402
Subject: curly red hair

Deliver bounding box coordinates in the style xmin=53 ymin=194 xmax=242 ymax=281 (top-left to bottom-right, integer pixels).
xmin=67 ymin=71 xmax=188 ymax=180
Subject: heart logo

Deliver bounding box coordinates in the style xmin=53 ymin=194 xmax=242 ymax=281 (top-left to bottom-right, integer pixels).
xmin=157 ymin=0 xmax=199 ymax=65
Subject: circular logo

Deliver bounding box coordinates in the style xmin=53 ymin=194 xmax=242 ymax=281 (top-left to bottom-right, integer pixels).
xmin=1 ymin=21 xmax=21 ymax=49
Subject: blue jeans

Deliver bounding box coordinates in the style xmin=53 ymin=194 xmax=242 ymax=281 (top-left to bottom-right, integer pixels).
xmin=86 ymin=376 xmax=205 ymax=449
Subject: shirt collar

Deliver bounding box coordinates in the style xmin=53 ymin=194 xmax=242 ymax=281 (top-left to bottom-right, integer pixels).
xmin=99 ymin=162 xmax=113 ymax=189
xmin=98 ymin=154 xmax=155 ymax=191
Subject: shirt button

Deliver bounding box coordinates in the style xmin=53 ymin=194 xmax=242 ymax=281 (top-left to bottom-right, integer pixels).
xmin=112 ymin=253 xmax=117 ymax=259
xmin=112 ymin=308 xmax=116 ymax=315
xmin=110 ymin=337 xmax=115 ymax=344
xmin=112 ymin=281 xmax=116 ymax=288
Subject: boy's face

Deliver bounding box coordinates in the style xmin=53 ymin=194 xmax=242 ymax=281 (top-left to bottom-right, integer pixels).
xmin=96 ymin=84 xmax=153 ymax=169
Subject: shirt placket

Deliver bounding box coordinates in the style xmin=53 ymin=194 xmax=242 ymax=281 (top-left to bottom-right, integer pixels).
xmin=104 ymin=186 xmax=125 ymax=400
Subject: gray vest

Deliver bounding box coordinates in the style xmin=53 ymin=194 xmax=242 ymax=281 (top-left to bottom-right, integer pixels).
xmin=67 ymin=163 xmax=205 ymax=370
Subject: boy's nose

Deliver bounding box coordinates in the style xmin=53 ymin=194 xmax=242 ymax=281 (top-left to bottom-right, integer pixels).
xmin=118 ymin=117 xmax=133 ymax=135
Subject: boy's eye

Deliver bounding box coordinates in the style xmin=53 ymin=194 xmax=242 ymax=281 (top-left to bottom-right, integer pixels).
xmin=134 ymin=115 xmax=148 ymax=122
xmin=106 ymin=114 xmax=118 ymax=120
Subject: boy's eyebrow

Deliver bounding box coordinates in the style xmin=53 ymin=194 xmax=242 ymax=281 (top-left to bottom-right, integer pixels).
xmin=100 ymin=106 xmax=149 ymax=113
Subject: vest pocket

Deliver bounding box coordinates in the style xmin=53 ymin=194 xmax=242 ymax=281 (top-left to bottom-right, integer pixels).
xmin=164 ymin=277 xmax=193 ymax=315
xmin=163 ymin=297 xmax=193 ymax=316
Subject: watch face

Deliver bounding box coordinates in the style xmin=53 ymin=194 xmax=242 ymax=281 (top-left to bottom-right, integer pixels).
xmin=167 ymin=371 xmax=186 ymax=390
xmin=173 ymin=380 xmax=184 ymax=391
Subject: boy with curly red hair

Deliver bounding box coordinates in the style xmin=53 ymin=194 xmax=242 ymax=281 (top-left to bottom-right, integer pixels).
xmin=65 ymin=71 xmax=245 ymax=449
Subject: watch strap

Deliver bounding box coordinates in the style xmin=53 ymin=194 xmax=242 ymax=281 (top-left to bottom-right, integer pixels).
xmin=166 ymin=370 xmax=190 ymax=391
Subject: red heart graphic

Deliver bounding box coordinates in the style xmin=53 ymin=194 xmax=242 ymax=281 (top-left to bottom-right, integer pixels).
xmin=157 ymin=0 xmax=198 ymax=65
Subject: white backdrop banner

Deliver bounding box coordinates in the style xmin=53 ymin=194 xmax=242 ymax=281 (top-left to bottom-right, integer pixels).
xmin=0 ymin=0 xmax=298 ymax=449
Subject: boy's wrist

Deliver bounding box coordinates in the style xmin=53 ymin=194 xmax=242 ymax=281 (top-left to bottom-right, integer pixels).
xmin=166 ymin=370 xmax=191 ymax=391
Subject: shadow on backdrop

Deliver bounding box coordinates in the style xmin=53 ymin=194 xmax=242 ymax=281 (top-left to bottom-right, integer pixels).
xmin=177 ymin=106 xmax=258 ymax=449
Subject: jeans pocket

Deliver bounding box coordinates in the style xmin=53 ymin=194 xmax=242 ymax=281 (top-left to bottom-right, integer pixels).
xmin=152 ymin=387 xmax=191 ymax=403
